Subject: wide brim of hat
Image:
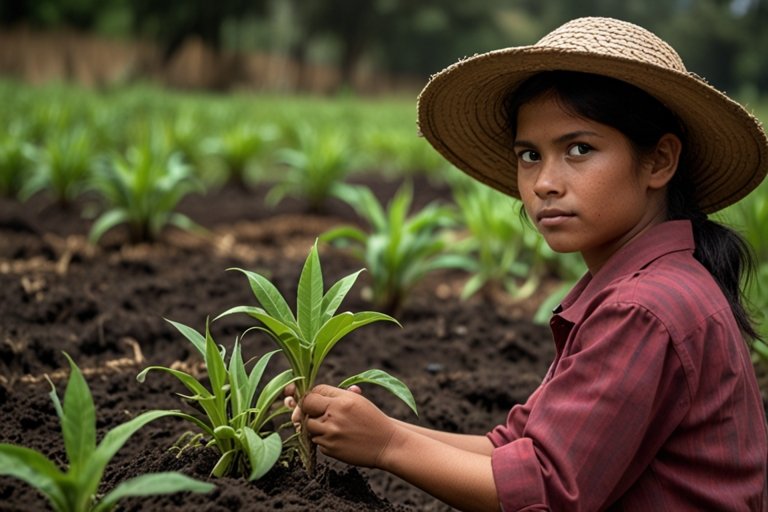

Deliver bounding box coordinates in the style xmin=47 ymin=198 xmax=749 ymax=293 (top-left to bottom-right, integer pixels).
xmin=417 ymin=46 xmax=768 ymax=213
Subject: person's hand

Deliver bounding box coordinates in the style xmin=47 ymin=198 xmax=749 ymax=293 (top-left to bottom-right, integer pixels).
xmin=298 ymin=384 xmax=396 ymax=468
xmin=284 ymin=383 xmax=362 ymax=429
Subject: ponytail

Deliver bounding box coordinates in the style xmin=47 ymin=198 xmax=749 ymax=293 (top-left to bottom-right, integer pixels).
xmin=667 ymin=173 xmax=760 ymax=341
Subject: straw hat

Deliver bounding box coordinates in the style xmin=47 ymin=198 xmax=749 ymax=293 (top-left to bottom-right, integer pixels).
xmin=417 ymin=16 xmax=768 ymax=213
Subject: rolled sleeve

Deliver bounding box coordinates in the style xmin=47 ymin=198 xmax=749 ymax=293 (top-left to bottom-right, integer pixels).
xmin=492 ymin=437 xmax=549 ymax=511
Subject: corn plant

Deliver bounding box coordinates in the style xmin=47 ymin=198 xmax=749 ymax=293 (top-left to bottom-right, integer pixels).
xmin=266 ymin=123 xmax=356 ymax=212
xmin=448 ymin=178 xmax=546 ymax=300
xmin=0 ymin=124 xmax=30 ymax=197
xmin=321 ymin=183 xmax=461 ymax=314
xmin=0 ymin=353 xmax=214 ymax=512
xmin=88 ymin=142 xmax=205 ymax=244
xmin=137 ymin=319 xmax=298 ymax=481
xmin=21 ymin=125 xmax=94 ymax=206
xmin=202 ymin=123 xmax=278 ymax=188
xmin=215 ymin=240 xmax=417 ymax=475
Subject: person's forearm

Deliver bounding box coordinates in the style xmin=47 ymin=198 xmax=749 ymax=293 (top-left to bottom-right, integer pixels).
xmin=379 ymin=425 xmax=500 ymax=512
xmin=393 ymin=418 xmax=495 ymax=455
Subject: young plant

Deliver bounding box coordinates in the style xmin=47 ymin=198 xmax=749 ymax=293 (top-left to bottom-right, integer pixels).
xmin=216 ymin=240 xmax=417 ymax=475
xmin=21 ymin=125 xmax=94 ymax=206
xmin=0 ymin=353 xmax=214 ymax=512
xmin=137 ymin=319 xmax=299 ymax=481
xmin=203 ymin=123 xmax=278 ymax=188
xmin=266 ymin=123 xmax=355 ymax=212
xmin=449 ymin=178 xmax=543 ymax=300
xmin=321 ymin=183 xmax=460 ymax=314
xmin=88 ymin=142 xmax=205 ymax=244
xmin=0 ymin=125 xmax=30 ymax=197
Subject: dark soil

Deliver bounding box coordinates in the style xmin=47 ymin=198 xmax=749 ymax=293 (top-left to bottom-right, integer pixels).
xmin=0 ymin=174 xmax=557 ymax=511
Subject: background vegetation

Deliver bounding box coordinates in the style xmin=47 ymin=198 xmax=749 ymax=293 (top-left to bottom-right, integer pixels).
xmin=1 ymin=0 xmax=767 ymax=96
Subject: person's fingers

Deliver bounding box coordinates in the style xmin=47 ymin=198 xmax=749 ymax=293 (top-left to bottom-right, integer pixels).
xmin=348 ymin=384 xmax=362 ymax=395
xmin=291 ymin=403 xmax=303 ymax=425
xmin=284 ymin=396 xmax=297 ymax=409
xmin=301 ymin=387 xmax=333 ymax=417
xmin=284 ymin=382 xmax=296 ymax=398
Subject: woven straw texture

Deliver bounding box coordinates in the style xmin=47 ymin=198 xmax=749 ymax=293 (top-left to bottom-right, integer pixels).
xmin=417 ymin=17 xmax=768 ymax=213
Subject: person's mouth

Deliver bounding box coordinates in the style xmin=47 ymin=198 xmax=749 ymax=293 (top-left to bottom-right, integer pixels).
xmin=536 ymin=208 xmax=575 ymax=227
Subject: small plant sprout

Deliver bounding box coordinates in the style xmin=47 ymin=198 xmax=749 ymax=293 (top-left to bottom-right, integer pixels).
xmin=266 ymin=123 xmax=355 ymax=212
xmin=88 ymin=141 xmax=205 ymax=244
xmin=216 ymin=240 xmax=417 ymax=475
xmin=0 ymin=353 xmax=214 ymax=512
xmin=321 ymin=183 xmax=461 ymax=315
xmin=137 ymin=319 xmax=299 ymax=481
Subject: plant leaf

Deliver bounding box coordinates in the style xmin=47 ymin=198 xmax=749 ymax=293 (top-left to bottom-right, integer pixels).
xmin=82 ymin=410 xmax=182 ymax=502
xmin=297 ymin=241 xmax=323 ymax=341
xmin=88 ymin=209 xmax=130 ymax=244
xmin=320 ymin=269 xmax=363 ymax=324
xmin=165 ymin=318 xmax=207 ymax=357
xmin=59 ymin=352 xmax=96 ymax=476
xmin=211 ymin=449 xmax=236 ymax=478
xmin=244 ymin=349 xmax=282 ymax=413
xmin=241 ymin=429 xmax=282 ymax=481
xmin=228 ymin=338 xmax=248 ymax=423
xmin=312 ymin=312 xmax=399 ymax=380
xmin=94 ymin=472 xmax=214 ymax=512
xmin=0 ymin=444 xmax=68 ymax=512
xmin=228 ymin=268 xmax=297 ymax=327
xmin=204 ymin=323 xmax=229 ymax=423
xmin=339 ymin=369 xmax=418 ymax=417
xmin=252 ymin=370 xmax=301 ymax=425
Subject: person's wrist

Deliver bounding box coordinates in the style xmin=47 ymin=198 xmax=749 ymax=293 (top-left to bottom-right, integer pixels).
xmin=375 ymin=418 xmax=407 ymax=471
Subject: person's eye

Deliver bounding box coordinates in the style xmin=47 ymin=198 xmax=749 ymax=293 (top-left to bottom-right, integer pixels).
xmin=518 ymin=150 xmax=540 ymax=163
xmin=568 ymin=143 xmax=592 ymax=157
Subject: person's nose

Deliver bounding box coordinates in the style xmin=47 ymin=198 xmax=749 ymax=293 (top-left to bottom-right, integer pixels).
xmin=532 ymin=157 xmax=564 ymax=199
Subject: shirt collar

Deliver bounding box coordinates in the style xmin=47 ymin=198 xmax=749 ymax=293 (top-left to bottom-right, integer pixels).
xmin=556 ymin=220 xmax=696 ymax=323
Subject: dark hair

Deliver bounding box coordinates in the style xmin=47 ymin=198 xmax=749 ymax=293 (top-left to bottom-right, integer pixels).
xmin=505 ymin=71 xmax=759 ymax=341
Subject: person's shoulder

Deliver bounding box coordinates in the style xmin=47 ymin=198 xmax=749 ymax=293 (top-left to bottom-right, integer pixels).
xmin=606 ymin=251 xmax=728 ymax=329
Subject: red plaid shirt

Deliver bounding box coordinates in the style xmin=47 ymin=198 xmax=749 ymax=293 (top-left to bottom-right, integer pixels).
xmin=488 ymin=220 xmax=767 ymax=511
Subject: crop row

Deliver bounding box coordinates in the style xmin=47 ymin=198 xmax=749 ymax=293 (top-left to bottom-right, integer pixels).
xmin=1 ymin=79 xmax=766 ymax=357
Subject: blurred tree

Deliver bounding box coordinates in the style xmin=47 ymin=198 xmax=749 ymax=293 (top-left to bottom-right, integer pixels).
xmin=1 ymin=0 xmax=765 ymax=95
xmin=129 ymin=0 xmax=270 ymax=61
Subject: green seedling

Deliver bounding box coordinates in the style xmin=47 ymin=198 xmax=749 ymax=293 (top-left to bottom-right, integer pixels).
xmin=21 ymin=125 xmax=93 ymax=206
xmin=322 ymin=183 xmax=460 ymax=314
xmin=266 ymin=123 xmax=355 ymax=212
xmin=202 ymin=123 xmax=278 ymax=188
xmin=216 ymin=240 xmax=417 ymax=475
xmin=88 ymin=142 xmax=205 ymax=244
xmin=137 ymin=319 xmax=299 ymax=481
xmin=0 ymin=353 xmax=214 ymax=512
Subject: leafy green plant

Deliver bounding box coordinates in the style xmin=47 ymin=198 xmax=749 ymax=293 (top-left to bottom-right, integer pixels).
xmin=449 ymin=178 xmax=545 ymax=300
xmin=321 ymin=183 xmax=460 ymax=314
xmin=137 ymin=318 xmax=299 ymax=481
xmin=203 ymin=123 xmax=278 ymax=188
xmin=21 ymin=125 xmax=94 ymax=206
xmin=266 ymin=123 xmax=355 ymax=212
xmin=0 ymin=125 xmax=30 ymax=197
xmin=215 ymin=240 xmax=417 ymax=475
xmin=88 ymin=142 xmax=205 ymax=244
xmin=0 ymin=353 xmax=214 ymax=512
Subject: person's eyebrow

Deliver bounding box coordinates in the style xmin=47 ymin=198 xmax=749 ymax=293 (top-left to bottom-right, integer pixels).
xmin=513 ymin=130 xmax=603 ymax=149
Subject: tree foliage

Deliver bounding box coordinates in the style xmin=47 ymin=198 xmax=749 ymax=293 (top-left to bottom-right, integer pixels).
xmin=1 ymin=0 xmax=766 ymax=94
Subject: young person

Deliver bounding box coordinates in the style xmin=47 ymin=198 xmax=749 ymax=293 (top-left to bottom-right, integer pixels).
xmin=286 ymin=17 xmax=768 ymax=511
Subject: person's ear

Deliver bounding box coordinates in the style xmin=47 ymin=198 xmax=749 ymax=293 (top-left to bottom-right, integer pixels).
xmin=646 ymin=133 xmax=682 ymax=190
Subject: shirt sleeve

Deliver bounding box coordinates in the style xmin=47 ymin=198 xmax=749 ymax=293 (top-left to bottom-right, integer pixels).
xmin=488 ymin=302 xmax=691 ymax=511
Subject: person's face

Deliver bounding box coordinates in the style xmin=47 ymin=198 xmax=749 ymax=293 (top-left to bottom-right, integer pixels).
xmin=514 ymin=94 xmax=668 ymax=273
